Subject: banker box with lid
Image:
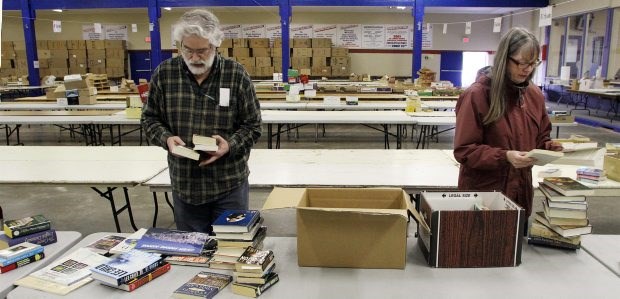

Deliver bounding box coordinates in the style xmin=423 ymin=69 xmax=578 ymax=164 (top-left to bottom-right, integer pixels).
xmin=414 ymin=191 xmax=525 ymax=268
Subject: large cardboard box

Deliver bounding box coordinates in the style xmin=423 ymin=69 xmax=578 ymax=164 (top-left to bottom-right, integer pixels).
xmin=232 ymin=48 xmax=250 ymax=57
xmin=263 ymin=187 xmax=410 ymax=269
xmin=292 ymin=38 xmax=312 ymax=48
xmin=331 ymin=47 xmax=349 ymax=57
xmin=63 ymin=74 xmax=90 ymax=90
xmin=604 ymin=153 xmax=620 ymax=181
xmin=249 ymin=38 xmax=270 ymax=48
xmin=311 ymin=38 xmax=332 ymax=48
xmin=251 ymin=48 xmax=270 ymax=57
xmin=414 ymin=191 xmax=524 ymax=268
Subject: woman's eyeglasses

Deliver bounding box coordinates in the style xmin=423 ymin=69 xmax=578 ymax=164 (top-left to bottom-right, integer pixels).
xmin=509 ymin=57 xmax=542 ymax=70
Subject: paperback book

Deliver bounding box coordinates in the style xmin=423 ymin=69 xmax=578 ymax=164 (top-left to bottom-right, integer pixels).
xmin=212 ymin=210 xmax=261 ymax=233
xmin=214 ymin=220 xmax=264 ymax=241
xmin=172 ymin=145 xmax=200 ymax=161
xmin=135 ymin=228 xmax=211 ymax=256
xmin=233 ymin=263 xmax=276 ymax=284
xmin=231 ymin=272 xmax=280 ymax=298
xmin=542 ymin=199 xmax=587 ymax=219
xmin=109 ymin=228 xmax=148 ymax=254
xmin=525 ymin=149 xmax=564 ymax=166
xmin=0 ymin=229 xmax=57 ymax=250
xmin=193 ymin=134 xmax=219 ymax=152
xmin=236 ymin=246 xmax=275 ymax=273
xmin=539 ymin=184 xmax=586 ymax=202
xmin=90 ymin=249 xmax=163 ymax=286
xmin=542 ymin=177 xmax=595 ymax=196
xmin=85 ymin=234 xmax=126 ymax=255
xmin=14 ymin=275 xmax=93 ymax=296
xmin=30 ymin=248 xmax=110 ymax=286
xmin=217 ymin=227 xmax=267 ymax=248
xmin=3 ymin=215 xmax=51 ymax=238
xmin=172 ymin=271 xmax=233 ymax=299
xmin=534 ymin=212 xmax=592 ymax=238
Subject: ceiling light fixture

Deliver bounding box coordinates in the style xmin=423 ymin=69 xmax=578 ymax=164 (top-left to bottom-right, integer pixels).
xmin=396 ymin=6 xmax=407 ymax=10
xmin=163 ymin=7 xmax=172 ymax=11
xmin=52 ymin=9 xmax=63 ymax=13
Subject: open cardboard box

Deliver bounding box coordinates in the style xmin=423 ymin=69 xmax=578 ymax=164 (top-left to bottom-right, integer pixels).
xmin=263 ymin=187 xmax=411 ymax=269
xmin=410 ymin=191 xmax=525 ymax=268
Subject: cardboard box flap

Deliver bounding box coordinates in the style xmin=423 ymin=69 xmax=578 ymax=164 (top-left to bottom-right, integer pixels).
xmin=262 ymin=187 xmax=306 ymax=209
xmin=298 ymin=206 xmax=407 ymax=217
xmin=305 ymin=188 xmax=407 ymax=209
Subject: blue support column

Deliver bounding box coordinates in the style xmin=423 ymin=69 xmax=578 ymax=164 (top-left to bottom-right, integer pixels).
xmin=279 ymin=0 xmax=291 ymax=82
xmin=148 ymin=0 xmax=163 ymax=73
xmin=601 ymin=8 xmax=613 ymax=78
xmin=412 ymin=0 xmax=424 ymax=80
xmin=20 ymin=0 xmax=41 ymax=87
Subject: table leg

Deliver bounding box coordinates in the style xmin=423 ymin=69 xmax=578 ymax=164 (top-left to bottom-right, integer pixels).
xmin=397 ymin=124 xmax=402 ymax=149
xmin=267 ymin=124 xmax=273 ymax=149
xmin=91 ymin=186 xmax=139 ymax=233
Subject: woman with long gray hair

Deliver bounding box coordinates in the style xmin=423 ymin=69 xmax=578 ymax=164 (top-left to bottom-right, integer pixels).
xmin=453 ymin=27 xmax=563 ymax=231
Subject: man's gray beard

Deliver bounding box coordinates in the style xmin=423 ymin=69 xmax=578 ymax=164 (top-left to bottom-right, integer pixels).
xmin=184 ymin=54 xmax=215 ymax=76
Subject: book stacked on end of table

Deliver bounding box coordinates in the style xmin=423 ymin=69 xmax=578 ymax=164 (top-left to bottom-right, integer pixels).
xmin=231 ymin=246 xmax=279 ymax=297
xmin=1 ymin=214 xmax=56 ymax=274
xmin=211 ymin=210 xmax=266 ymax=270
xmin=135 ymin=227 xmax=217 ymax=268
xmin=529 ymin=177 xmax=594 ymax=250
xmin=575 ymin=167 xmax=607 ymax=185
xmin=90 ymin=249 xmax=169 ymax=292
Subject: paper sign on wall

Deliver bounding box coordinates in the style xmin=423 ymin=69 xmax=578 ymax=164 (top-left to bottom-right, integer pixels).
xmin=539 ymin=6 xmax=553 ymax=27
xmin=493 ymin=17 xmax=501 ymax=33
xmin=465 ymin=22 xmax=472 ymax=35
xmin=94 ymin=23 xmax=102 ymax=34
xmin=132 ymin=24 xmax=138 ymax=33
xmin=443 ymin=24 xmax=447 ymax=34
xmin=53 ymin=20 xmax=62 ymax=33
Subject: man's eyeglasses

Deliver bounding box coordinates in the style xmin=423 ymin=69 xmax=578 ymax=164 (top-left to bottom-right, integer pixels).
xmin=180 ymin=44 xmax=214 ymax=57
xmin=509 ymin=57 xmax=542 ymax=70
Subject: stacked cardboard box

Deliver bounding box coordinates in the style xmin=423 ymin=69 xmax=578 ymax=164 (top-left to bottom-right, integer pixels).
xmin=0 ymin=41 xmax=17 ymax=79
xmin=4 ymin=39 xmax=127 ymax=80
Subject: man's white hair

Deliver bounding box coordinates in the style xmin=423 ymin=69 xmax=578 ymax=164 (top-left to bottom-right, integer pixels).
xmin=172 ymin=9 xmax=224 ymax=47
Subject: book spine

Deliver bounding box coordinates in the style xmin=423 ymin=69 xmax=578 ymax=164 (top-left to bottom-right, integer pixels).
xmin=5 ymin=221 xmax=52 ymax=238
xmin=257 ymin=274 xmax=280 ymax=296
xmin=118 ymin=259 xmax=164 ymax=285
xmin=528 ymin=236 xmax=581 ymax=250
xmin=0 ymin=247 xmax=44 ymax=267
xmin=2 ymin=230 xmax=57 ymax=248
xmin=125 ymin=263 xmax=171 ymax=292
xmin=0 ymin=252 xmax=45 ymax=273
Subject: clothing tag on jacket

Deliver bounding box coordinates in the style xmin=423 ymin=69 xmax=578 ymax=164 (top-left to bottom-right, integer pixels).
xmin=219 ymin=88 xmax=230 ymax=107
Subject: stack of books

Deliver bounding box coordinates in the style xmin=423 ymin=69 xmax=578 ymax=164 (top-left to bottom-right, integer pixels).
xmin=0 ymin=214 xmax=56 ymax=273
xmin=1 ymin=215 xmax=56 ymax=249
xmin=172 ymin=271 xmax=232 ymax=299
xmin=90 ymin=249 xmax=169 ymax=292
xmin=211 ymin=210 xmax=266 ymax=270
xmin=231 ymin=246 xmax=279 ymax=297
xmin=135 ymin=228 xmax=216 ymax=268
xmin=0 ymin=242 xmax=45 ymax=273
xmin=575 ymin=167 xmax=606 ymax=185
xmin=16 ymin=248 xmax=110 ymax=295
xmin=529 ymin=177 xmax=594 ymax=250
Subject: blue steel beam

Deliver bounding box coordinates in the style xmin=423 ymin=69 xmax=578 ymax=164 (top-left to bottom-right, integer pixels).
xmin=148 ymin=0 xmax=163 ymax=71
xmin=20 ymin=0 xmax=41 ymax=88
xmin=279 ymin=0 xmax=292 ymax=82
xmin=412 ymin=0 xmax=423 ymax=80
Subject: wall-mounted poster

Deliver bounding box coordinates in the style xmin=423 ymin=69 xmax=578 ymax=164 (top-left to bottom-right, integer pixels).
xmin=313 ymin=24 xmax=337 ymax=46
xmin=290 ymin=24 xmax=313 ymax=38
xmin=82 ymin=25 xmax=104 ymax=40
xmin=362 ymin=25 xmax=385 ymax=49
xmin=221 ymin=25 xmax=242 ymax=39
xmin=242 ymin=24 xmax=266 ymax=38
xmin=385 ymin=25 xmax=410 ymax=49
xmin=422 ymin=24 xmax=432 ymax=49
xmin=337 ymin=24 xmax=362 ymax=48
xmin=105 ymin=25 xmax=128 ymax=40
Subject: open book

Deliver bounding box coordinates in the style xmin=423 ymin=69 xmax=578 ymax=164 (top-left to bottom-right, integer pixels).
xmin=526 ymin=149 xmax=564 ymax=166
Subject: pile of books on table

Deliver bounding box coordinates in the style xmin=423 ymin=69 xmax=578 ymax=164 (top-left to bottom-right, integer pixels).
xmin=575 ymin=167 xmax=606 ymax=185
xmin=529 ymin=177 xmax=594 ymax=250
xmin=210 ymin=210 xmax=266 ymax=270
xmin=231 ymin=246 xmax=279 ymax=297
xmin=1 ymin=214 xmax=56 ymax=274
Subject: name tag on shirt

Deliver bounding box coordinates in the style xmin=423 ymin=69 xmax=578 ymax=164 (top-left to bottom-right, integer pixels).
xmin=219 ymin=88 xmax=230 ymax=107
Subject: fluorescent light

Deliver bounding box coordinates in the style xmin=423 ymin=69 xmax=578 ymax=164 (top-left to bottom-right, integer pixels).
xmin=52 ymin=9 xmax=63 ymax=13
xmin=163 ymin=7 xmax=172 ymax=11
xmin=396 ymin=6 xmax=407 ymax=10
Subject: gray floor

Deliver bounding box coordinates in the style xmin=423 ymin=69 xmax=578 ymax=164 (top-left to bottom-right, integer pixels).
xmin=1 ymin=102 xmax=619 ymax=237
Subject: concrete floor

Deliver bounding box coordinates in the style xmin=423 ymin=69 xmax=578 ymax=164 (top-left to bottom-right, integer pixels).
xmin=1 ymin=101 xmax=619 ymax=236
